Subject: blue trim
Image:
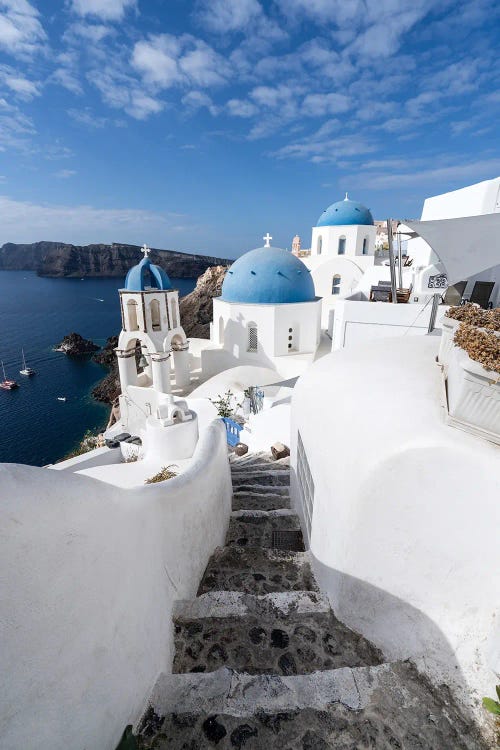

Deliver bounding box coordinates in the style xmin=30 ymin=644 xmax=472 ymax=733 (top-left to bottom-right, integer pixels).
xmin=222 ymin=417 xmax=243 ymax=447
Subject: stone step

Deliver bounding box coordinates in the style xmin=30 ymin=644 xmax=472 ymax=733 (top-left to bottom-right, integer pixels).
xmin=231 ymin=472 xmax=290 ymax=487
xmin=198 ymin=546 xmax=319 ymax=596
xmin=226 ymin=510 xmax=303 ymax=549
xmin=173 ymin=592 xmax=382 ymax=675
xmin=229 ymin=452 xmax=290 ymax=469
xmin=233 ymin=484 xmax=290 ymax=496
xmin=137 ymin=662 xmax=483 ymax=749
xmin=230 ymin=462 xmax=290 ymax=474
xmin=232 ymin=492 xmax=291 ymax=511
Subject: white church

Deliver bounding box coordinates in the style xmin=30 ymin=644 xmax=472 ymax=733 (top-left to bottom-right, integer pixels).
xmin=1 ymin=178 xmax=499 ymax=750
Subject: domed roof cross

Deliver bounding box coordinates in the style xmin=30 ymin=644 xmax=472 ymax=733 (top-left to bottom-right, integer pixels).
xmin=263 ymin=232 xmax=272 ymax=248
xmin=141 ymin=243 xmax=151 ymax=258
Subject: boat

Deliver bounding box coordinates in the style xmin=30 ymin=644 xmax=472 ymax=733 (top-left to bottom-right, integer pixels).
xmin=1 ymin=361 xmax=19 ymax=390
xmin=19 ymin=349 xmax=36 ymax=376
xmin=57 ymin=396 xmax=67 ymax=401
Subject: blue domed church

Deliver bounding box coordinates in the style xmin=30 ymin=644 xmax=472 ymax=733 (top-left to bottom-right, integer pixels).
xmin=204 ymin=235 xmax=322 ymax=379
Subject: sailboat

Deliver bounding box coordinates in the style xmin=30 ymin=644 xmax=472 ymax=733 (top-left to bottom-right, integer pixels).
xmin=1 ymin=361 xmax=19 ymax=390
xmin=20 ymin=349 xmax=36 ymax=376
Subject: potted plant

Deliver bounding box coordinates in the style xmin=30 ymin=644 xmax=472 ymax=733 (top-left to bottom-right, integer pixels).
xmin=447 ymin=322 xmax=500 ymax=436
xmin=439 ymin=303 xmax=499 ymax=368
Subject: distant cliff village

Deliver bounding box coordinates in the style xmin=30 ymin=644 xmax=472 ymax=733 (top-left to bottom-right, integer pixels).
xmin=0 ymin=241 xmax=232 ymax=279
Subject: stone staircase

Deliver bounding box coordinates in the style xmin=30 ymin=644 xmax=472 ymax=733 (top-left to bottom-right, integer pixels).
xmin=135 ymin=452 xmax=485 ymax=749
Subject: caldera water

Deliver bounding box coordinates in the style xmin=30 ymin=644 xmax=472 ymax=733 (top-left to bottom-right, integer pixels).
xmin=0 ymin=271 xmax=196 ymax=466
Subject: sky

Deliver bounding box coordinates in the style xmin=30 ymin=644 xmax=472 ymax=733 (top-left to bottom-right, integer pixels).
xmin=0 ymin=0 xmax=499 ymax=259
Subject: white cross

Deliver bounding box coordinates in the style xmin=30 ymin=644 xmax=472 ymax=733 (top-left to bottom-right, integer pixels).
xmin=141 ymin=244 xmax=151 ymax=258
xmin=263 ymin=232 xmax=272 ymax=248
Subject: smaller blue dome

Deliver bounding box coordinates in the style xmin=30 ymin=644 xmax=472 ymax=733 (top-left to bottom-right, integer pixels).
xmin=221 ymin=245 xmax=315 ymax=305
xmin=317 ymin=195 xmax=374 ymax=227
xmin=124 ymin=256 xmax=172 ymax=291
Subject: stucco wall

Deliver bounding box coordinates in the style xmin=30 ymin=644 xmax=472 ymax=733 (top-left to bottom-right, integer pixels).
xmin=290 ymin=337 xmax=500 ymax=725
xmin=0 ymin=419 xmax=232 ymax=750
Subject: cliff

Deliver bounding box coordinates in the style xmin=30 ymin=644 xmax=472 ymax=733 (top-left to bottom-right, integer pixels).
xmin=179 ymin=265 xmax=228 ymax=338
xmin=55 ymin=332 xmax=100 ymax=356
xmin=0 ymin=241 xmax=232 ymax=279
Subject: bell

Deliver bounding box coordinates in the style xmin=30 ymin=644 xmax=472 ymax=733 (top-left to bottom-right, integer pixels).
xmin=139 ymin=354 xmax=148 ymax=369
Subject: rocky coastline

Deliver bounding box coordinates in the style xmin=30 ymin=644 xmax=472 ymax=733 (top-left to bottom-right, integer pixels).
xmin=0 ymin=241 xmax=232 ymax=279
xmin=55 ymin=332 xmax=100 ymax=356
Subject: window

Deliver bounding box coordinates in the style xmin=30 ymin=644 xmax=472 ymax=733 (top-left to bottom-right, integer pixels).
xmin=247 ymin=324 xmax=258 ymax=352
xmin=317 ymin=236 xmax=322 ymax=255
xmin=150 ymin=299 xmax=161 ymax=331
xmin=338 ymin=237 xmax=346 ymax=255
xmin=127 ymin=300 xmax=139 ymax=331
xmin=332 ymin=275 xmax=341 ymax=295
xmin=297 ymin=431 xmax=315 ymax=538
xmin=362 ymin=237 xmax=369 ymax=255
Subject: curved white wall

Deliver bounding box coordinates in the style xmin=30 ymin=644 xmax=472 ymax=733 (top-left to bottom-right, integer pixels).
xmin=290 ymin=336 xmax=500 ymax=728
xmin=0 ymin=420 xmax=232 ymax=750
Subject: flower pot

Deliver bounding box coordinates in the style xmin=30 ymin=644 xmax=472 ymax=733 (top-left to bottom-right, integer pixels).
xmin=438 ymin=317 xmax=459 ymax=368
xmin=447 ymin=346 xmax=500 ymax=436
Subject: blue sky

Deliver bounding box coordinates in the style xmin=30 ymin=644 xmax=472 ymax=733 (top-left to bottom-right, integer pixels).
xmin=0 ymin=0 xmax=499 ymax=258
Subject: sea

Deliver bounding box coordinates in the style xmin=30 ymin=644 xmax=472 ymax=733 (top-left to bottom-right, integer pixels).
xmin=0 ymin=271 xmax=196 ymax=467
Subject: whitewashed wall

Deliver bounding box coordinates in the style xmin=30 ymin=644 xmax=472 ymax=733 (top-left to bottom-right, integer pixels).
xmin=290 ymin=337 xmax=500 ymax=729
xmin=0 ymin=419 xmax=232 ymax=750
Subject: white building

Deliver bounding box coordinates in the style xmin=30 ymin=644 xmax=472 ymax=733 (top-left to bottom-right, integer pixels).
xmin=202 ymin=236 xmax=322 ymax=380
xmin=301 ymin=194 xmax=378 ymax=327
xmin=115 ymin=246 xmax=192 ymax=439
xmin=406 ymin=176 xmax=500 ymax=307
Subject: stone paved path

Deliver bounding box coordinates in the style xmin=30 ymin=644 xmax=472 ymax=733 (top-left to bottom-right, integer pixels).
xmin=136 ymin=452 xmax=486 ymax=749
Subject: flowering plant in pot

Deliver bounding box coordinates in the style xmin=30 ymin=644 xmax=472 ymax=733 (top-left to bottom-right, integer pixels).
xmin=446 ymin=322 xmax=500 ymax=435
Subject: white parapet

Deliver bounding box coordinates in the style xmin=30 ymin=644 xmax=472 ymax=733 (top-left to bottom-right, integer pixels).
xmin=0 ymin=419 xmax=232 ymax=750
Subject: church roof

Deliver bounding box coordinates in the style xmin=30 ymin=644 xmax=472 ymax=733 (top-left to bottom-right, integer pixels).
xmin=317 ymin=195 xmax=374 ymax=227
xmin=221 ymin=245 xmax=316 ymax=305
xmin=124 ymin=255 xmax=172 ymax=292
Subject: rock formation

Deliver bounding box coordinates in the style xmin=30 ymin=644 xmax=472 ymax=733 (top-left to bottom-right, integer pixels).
xmin=179 ymin=265 xmax=228 ymax=339
xmin=0 ymin=241 xmax=232 ymax=279
xmin=55 ymin=332 xmax=100 ymax=356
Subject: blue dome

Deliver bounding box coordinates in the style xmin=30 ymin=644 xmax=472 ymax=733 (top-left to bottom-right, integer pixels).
xmin=221 ymin=246 xmax=316 ymax=305
xmin=317 ymin=196 xmax=374 ymax=227
xmin=124 ymin=256 xmax=172 ymax=291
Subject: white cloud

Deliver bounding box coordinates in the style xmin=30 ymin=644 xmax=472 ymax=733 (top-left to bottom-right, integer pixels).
xmin=196 ymin=0 xmax=262 ymax=32
xmin=50 ymin=67 xmax=83 ymax=95
xmin=346 ymin=158 xmax=500 ymax=190
xmin=273 ymin=130 xmax=376 ymax=164
xmin=131 ymin=34 xmax=231 ymax=90
xmin=87 ymin=67 xmax=164 ymax=119
xmin=303 ymin=92 xmax=351 ymax=116
xmin=70 ymin=0 xmax=136 ymax=22
xmin=0 ymin=96 xmax=35 ymax=151
xmin=182 ymin=91 xmax=218 ymax=116
xmin=53 ymin=169 xmax=76 ymax=178
xmin=67 ymin=107 xmax=109 ymax=128
xmin=0 ymin=0 xmax=47 ymax=58
xmin=0 ymin=195 xmax=195 ymax=247
xmin=226 ymin=98 xmax=257 ymax=117
xmin=0 ymin=65 xmax=40 ymax=99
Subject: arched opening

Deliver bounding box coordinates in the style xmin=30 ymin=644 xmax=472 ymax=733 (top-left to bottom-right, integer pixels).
xmin=338 ymin=237 xmax=346 ymax=255
xmin=317 ymin=236 xmax=322 ymax=255
xmin=218 ymin=316 xmax=225 ymax=346
xmin=247 ymin=323 xmax=258 ymax=352
xmin=127 ymin=300 xmax=139 ymax=331
xmin=170 ymin=299 xmax=178 ymax=329
xmin=332 ymin=275 xmax=341 ymax=295
xmin=150 ymin=299 xmax=161 ymax=331
xmin=362 ymin=237 xmax=369 ymax=255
